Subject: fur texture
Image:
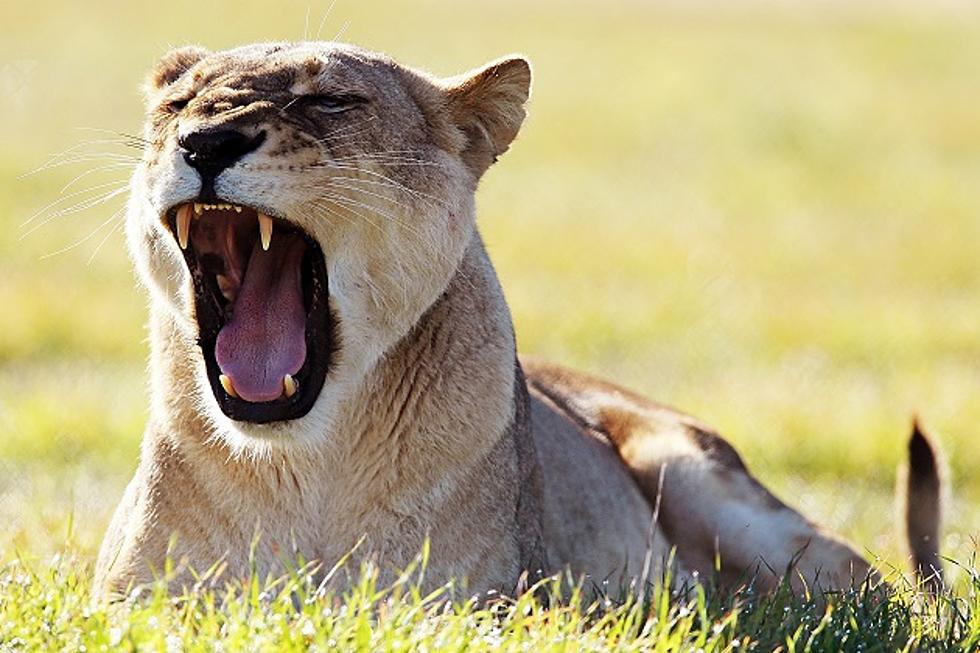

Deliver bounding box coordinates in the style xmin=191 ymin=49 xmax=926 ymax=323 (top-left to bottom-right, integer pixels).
xmin=96 ymin=41 xmax=926 ymax=602
xmin=902 ymin=419 xmax=944 ymax=592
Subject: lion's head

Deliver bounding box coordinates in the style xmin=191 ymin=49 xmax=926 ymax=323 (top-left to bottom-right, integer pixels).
xmin=127 ymin=42 xmax=530 ymax=443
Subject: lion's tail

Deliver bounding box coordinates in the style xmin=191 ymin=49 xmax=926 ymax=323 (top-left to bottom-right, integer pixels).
xmin=901 ymin=418 xmax=944 ymax=591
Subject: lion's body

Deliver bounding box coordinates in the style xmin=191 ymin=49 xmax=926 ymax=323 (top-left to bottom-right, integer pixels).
xmin=96 ymin=238 xmax=868 ymax=600
xmin=95 ymin=41 xmax=938 ymax=602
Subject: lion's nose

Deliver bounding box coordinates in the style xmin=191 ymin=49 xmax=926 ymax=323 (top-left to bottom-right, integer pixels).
xmin=178 ymin=129 xmax=266 ymax=179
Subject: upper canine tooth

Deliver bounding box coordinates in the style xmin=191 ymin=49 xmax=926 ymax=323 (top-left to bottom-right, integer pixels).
xmin=283 ymin=374 xmax=297 ymax=398
xmin=258 ymin=212 xmax=273 ymax=251
xmin=194 ymin=203 xmax=204 ymax=215
xmin=176 ymin=204 xmax=192 ymax=249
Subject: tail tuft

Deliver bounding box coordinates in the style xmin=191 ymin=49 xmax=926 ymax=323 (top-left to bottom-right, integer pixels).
xmin=904 ymin=417 xmax=944 ymax=592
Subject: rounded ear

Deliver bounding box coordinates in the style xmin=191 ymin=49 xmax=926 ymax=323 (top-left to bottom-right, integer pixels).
xmin=147 ymin=45 xmax=209 ymax=91
xmin=443 ymin=56 xmax=532 ymax=179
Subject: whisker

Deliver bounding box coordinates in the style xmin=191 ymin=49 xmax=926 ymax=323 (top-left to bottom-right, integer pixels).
xmin=313 ymin=197 xmax=385 ymax=234
xmin=319 ymin=165 xmax=447 ymax=208
xmin=314 ymin=123 xmax=371 ymax=141
xmin=50 ymin=151 xmax=141 ymax=164
xmin=321 ymin=193 xmax=401 ymax=222
xmin=331 ymin=149 xmax=435 ymax=158
xmin=310 ymin=117 xmax=379 ymax=144
xmin=22 ymin=150 xmax=140 ymax=178
xmin=87 ymin=216 xmax=127 ymax=266
xmin=312 ymin=195 xmax=476 ymax=293
xmin=309 ymin=202 xmax=353 ymax=238
xmin=20 ymin=184 xmax=129 ymax=239
xmin=310 ymin=202 xmax=396 ymax=310
xmin=50 ymin=138 xmax=143 ymax=157
xmin=321 ymin=193 xmax=458 ymax=267
xmin=38 ymin=206 xmax=125 ymax=261
xmin=310 ymin=130 xmax=376 ymax=149
xmin=59 ymin=162 xmax=136 ymax=194
xmin=329 ymin=154 xmax=444 ymax=168
xmin=21 ymin=179 xmax=130 ymax=228
xmin=74 ymin=127 xmax=151 ymax=145
xmin=314 ymin=0 xmax=338 ymax=41
xmin=325 ymin=179 xmax=414 ymax=212
xmin=331 ymin=19 xmax=351 ymax=42
xmin=280 ymin=96 xmax=303 ymax=112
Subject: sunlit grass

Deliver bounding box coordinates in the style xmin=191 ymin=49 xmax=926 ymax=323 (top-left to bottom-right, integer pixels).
xmin=2 ymin=546 xmax=979 ymax=651
xmin=1 ymin=0 xmax=978 ymax=647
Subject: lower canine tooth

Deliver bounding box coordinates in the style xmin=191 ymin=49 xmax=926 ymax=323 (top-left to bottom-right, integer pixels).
xmin=176 ymin=204 xmax=192 ymax=249
xmin=219 ymin=374 xmax=238 ymax=398
xmin=258 ymin=212 xmax=273 ymax=251
xmin=283 ymin=374 xmax=297 ymax=398
xmin=216 ymin=274 xmax=236 ymax=302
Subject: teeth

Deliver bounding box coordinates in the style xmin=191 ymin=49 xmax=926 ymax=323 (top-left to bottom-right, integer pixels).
xmin=176 ymin=204 xmax=192 ymax=249
xmin=219 ymin=374 xmax=238 ymax=398
xmin=193 ymin=202 xmax=241 ymax=214
xmin=283 ymin=374 xmax=297 ymax=398
xmin=258 ymin=212 xmax=273 ymax=251
xmin=216 ymin=274 xmax=237 ymax=302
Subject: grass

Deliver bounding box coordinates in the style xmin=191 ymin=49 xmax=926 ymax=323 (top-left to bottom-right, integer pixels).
xmin=2 ymin=551 xmax=979 ymax=651
xmin=1 ymin=0 xmax=979 ymax=648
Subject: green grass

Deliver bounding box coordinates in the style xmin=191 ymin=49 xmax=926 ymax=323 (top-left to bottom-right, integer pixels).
xmin=1 ymin=0 xmax=979 ymax=648
xmin=2 ymin=550 xmax=979 ymax=652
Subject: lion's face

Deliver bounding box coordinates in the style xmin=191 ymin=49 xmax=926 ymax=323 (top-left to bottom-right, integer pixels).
xmin=127 ymin=42 xmax=529 ymax=444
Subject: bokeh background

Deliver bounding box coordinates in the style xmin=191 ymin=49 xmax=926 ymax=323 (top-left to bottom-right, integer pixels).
xmin=1 ymin=0 xmax=977 ymax=580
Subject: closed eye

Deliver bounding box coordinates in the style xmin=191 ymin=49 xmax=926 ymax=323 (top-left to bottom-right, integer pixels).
xmin=304 ymin=94 xmax=368 ymax=115
xmin=164 ymin=97 xmax=192 ymax=113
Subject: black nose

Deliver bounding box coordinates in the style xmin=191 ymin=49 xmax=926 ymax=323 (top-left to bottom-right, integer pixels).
xmin=178 ymin=129 xmax=266 ymax=178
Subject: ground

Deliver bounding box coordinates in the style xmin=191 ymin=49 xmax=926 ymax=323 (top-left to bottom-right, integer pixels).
xmin=0 ymin=0 xmax=977 ymax=649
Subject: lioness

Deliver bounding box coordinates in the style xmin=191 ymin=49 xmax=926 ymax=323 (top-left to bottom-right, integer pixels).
xmin=95 ymin=42 xmax=941 ymax=601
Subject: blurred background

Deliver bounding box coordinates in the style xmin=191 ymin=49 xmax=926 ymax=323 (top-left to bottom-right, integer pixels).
xmin=1 ymin=0 xmax=977 ymax=580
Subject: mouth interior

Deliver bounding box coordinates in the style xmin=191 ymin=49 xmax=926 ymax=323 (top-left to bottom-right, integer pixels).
xmin=169 ymin=202 xmax=333 ymax=423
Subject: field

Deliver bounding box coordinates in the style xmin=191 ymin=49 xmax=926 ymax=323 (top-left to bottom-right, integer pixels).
xmin=1 ymin=0 xmax=978 ymax=649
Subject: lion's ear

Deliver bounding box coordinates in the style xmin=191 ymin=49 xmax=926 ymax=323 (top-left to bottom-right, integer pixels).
xmin=147 ymin=46 xmax=209 ymax=91
xmin=443 ymin=56 xmax=532 ymax=179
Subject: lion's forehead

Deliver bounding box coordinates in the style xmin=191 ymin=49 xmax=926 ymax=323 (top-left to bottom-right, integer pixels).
xmin=141 ymin=43 xmax=424 ymax=150
xmin=184 ymin=43 xmax=395 ymax=99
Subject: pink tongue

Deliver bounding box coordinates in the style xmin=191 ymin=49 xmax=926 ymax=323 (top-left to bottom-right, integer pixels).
xmin=215 ymin=234 xmax=307 ymax=402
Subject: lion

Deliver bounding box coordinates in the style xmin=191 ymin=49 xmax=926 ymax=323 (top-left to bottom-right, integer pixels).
xmin=94 ymin=42 xmax=943 ymax=602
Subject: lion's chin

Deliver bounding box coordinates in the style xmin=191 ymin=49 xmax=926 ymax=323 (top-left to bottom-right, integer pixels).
xmin=166 ymin=200 xmax=337 ymax=424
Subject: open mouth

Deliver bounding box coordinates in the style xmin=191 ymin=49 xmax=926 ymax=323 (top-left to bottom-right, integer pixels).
xmin=166 ymin=201 xmax=335 ymax=424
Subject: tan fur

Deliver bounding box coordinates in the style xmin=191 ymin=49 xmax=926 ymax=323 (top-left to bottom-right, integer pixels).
xmin=524 ymin=361 xmax=872 ymax=592
xmin=97 ymin=41 xmax=880 ymax=601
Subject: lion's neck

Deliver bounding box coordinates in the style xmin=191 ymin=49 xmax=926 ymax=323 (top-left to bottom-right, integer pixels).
xmin=146 ymin=232 xmax=521 ymax=515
